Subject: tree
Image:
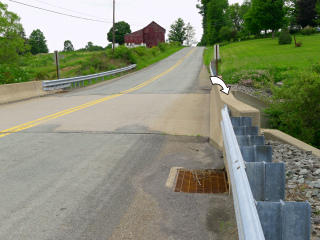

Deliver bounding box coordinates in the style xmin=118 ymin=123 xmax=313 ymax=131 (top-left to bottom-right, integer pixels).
xmin=0 ymin=2 xmax=30 ymax=64
xmin=168 ymin=18 xmax=186 ymax=44
xmin=313 ymin=0 xmax=320 ymax=25
xmin=206 ymin=0 xmax=229 ymax=44
xmin=85 ymin=41 xmax=103 ymax=51
xmin=228 ymin=3 xmax=242 ymax=30
xmin=29 ymin=29 xmax=49 ymax=54
xmin=297 ymin=0 xmax=318 ymax=27
xmin=219 ymin=26 xmax=232 ymax=42
xmin=107 ymin=21 xmax=131 ymax=45
xmin=85 ymin=41 xmax=93 ymax=50
xmin=244 ymin=0 xmax=287 ymax=38
xmin=63 ymin=40 xmax=74 ymax=51
xmin=244 ymin=7 xmax=262 ymax=36
xmin=196 ymin=0 xmax=210 ymax=46
xmin=184 ymin=23 xmax=197 ymax=46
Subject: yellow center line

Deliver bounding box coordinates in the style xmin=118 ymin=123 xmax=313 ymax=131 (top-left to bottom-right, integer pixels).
xmin=0 ymin=47 xmax=196 ymax=138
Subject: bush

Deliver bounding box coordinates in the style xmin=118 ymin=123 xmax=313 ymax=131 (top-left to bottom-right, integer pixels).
xmin=264 ymin=69 xmax=320 ymax=148
xmin=132 ymin=46 xmax=147 ymax=57
xmin=231 ymin=68 xmax=273 ymax=86
xmin=168 ymin=41 xmax=181 ymax=47
xmin=78 ymin=51 xmax=127 ymax=75
xmin=301 ymin=26 xmax=316 ymax=36
xmin=150 ymin=47 xmax=158 ymax=56
xmin=312 ymin=63 xmax=320 ymax=73
xmin=278 ymin=26 xmax=292 ymax=45
xmin=105 ymin=44 xmax=112 ymax=50
xmin=112 ymin=45 xmax=137 ymax=64
xmin=157 ymin=42 xmax=168 ymax=52
xmin=34 ymin=71 xmax=51 ymax=80
xmin=0 ymin=64 xmax=31 ymax=84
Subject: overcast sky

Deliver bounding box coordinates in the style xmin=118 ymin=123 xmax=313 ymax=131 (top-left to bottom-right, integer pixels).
xmin=3 ymin=0 xmax=242 ymax=52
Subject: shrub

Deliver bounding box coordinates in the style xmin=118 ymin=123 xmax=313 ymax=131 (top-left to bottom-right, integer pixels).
xmin=231 ymin=68 xmax=273 ymax=86
xmin=105 ymin=43 xmax=112 ymax=50
xmin=112 ymin=45 xmax=137 ymax=64
xmin=264 ymin=69 xmax=320 ymax=148
xmin=158 ymin=42 xmax=168 ymax=52
xmin=312 ymin=63 xmax=320 ymax=73
xmin=169 ymin=41 xmax=181 ymax=47
xmin=301 ymin=26 xmax=316 ymax=36
xmin=278 ymin=26 xmax=292 ymax=45
xmin=150 ymin=47 xmax=158 ymax=56
xmin=34 ymin=71 xmax=51 ymax=80
xmin=0 ymin=64 xmax=31 ymax=84
xmin=132 ymin=46 xmax=147 ymax=57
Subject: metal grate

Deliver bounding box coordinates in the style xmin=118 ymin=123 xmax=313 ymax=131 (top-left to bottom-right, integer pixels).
xmin=173 ymin=169 xmax=228 ymax=194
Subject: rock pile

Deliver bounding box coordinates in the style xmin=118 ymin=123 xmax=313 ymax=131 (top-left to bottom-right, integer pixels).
xmin=229 ymin=84 xmax=272 ymax=99
xmin=230 ymin=84 xmax=320 ymax=238
xmin=267 ymin=140 xmax=320 ymax=239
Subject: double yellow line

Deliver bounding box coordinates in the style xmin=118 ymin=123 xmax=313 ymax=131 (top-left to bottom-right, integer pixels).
xmin=0 ymin=48 xmax=196 ymax=138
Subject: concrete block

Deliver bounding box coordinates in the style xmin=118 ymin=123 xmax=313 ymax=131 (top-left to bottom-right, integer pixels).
xmin=261 ymin=129 xmax=320 ymax=157
xmin=0 ymin=81 xmax=59 ymax=105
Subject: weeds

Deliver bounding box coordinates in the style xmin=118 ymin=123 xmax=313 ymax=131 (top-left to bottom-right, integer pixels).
xmin=3 ymin=42 xmax=183 ymax=83
xmin=264 ymin=68 xmax=320 ymax=148
xmin=0 ymin=64 xmax=31 ymax=84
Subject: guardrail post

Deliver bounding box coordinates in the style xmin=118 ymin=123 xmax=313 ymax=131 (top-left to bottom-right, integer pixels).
xmin=224 ymin=106 xmax=311 ymax=240
xmin=221 ymin=106 xmax=265 ymax=240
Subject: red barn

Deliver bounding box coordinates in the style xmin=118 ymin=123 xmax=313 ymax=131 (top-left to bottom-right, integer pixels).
xmin=125 ymin=22 xmax=166 ymax=48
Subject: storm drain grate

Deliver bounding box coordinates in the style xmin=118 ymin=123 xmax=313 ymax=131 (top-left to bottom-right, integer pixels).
xmin=174 ymin=169 xmax=228 ymax=194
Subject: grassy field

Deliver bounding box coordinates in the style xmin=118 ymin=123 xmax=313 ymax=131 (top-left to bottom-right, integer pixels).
xmin=5 ymin=43 xmax=184 ymax=84
xmin=204 ymin=34 xmax=320 ymax=83
xmin=204 ymin=33 xmax=320 ymax=148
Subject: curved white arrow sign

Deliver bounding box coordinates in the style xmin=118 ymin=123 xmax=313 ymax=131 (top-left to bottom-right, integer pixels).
xmin=209 ymin=76 xmax=231 ymax=95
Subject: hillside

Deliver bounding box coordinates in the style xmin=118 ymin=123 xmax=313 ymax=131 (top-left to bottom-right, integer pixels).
xmin=0 ymin=43 xmax=183 ymax=85
xmin=204 ymin=34 xmax=320 ymax=148
xmin=204 ymin=34 xmax=320 ymax=83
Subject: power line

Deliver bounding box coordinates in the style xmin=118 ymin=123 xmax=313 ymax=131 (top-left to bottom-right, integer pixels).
xmin=8 ymin=0 xmax=113 ymax=23
xmin=33 ymin=0 xmax=112 ymax=21
xmin=9 ymin=0 xmax=200 ymax=31
xmin=9 ymin=0 xmax=159 ymax=28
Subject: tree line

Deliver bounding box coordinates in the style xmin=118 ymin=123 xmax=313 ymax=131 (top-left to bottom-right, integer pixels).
xmin=1 ymin=0 xmax=197 ymax=68
xmin=196 ymin=0 xmax=320 ymax=45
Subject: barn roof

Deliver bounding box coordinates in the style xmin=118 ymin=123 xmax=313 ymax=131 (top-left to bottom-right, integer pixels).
xmin=143 ymin=21 xmax=166 ymax=32
xmin=125 ymin=21 xmax=165 ymax=36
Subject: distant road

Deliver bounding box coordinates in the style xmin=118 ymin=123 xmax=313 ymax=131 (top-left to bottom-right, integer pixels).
xmin=0 ymin=47 xmax=237 ymax=240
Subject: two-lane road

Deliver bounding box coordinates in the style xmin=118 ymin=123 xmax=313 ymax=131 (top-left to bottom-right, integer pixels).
xmin=0 ymin=47 xmax=237 ymax=239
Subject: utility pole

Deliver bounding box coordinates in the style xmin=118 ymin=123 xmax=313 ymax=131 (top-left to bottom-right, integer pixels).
xmin=113 ymin=0 xmax=115 ymax=54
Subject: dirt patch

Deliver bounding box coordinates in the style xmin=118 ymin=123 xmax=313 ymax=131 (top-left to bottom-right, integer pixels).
xmin=60 ymin=66 xmax=78 ymax=72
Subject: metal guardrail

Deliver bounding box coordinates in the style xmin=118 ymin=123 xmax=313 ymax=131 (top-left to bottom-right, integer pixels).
xmin=221 ymin=105 xmax=311 ymax=239
xmin=221 ymin=106 xmax=265 ymax=240
xmin=42 ymin=64 xmax=136 ymax=91
xmin=210 ymin=61 xmax=217 ymax=76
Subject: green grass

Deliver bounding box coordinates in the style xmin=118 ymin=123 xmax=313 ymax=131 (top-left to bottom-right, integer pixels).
xmin=15 ymin=43 xmax=184 ymax=82
xmin=204 ymin=34 xmax=320 ymax=83
xmin=204 ymin=34 xmax=320 ymax=148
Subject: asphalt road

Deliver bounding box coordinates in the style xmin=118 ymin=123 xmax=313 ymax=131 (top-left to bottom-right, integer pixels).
xmin=0 ymin=47 xmax=237 ymax=239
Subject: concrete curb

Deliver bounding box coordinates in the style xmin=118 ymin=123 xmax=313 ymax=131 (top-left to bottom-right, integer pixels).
xmin=0 ymin=81 xmax=60 ymax=105
xmin=209 ymin=80 xmax=320 ymax=158
xmin=261 ymin=128 xmax=320 ymax=157
xmin=209 ymin=85 xmax=260 ymax=151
